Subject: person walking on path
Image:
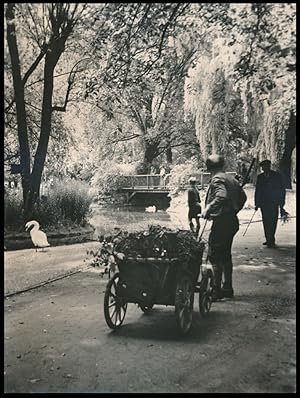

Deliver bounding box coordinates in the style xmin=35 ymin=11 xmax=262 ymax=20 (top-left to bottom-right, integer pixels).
xmin=187 ymin=177 xmax=201 ymax=237
xmin=160 ymin=165 xmax=166 ymax=186
xmin=254 ymin=159 xmax=286 ymax=248
xmin=202 ymin=155 xmax=247 ymax=301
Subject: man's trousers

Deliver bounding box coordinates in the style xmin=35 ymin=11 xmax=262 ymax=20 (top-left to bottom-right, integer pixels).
xmin=207 ymin=213 xmax=239 ymax=290
xmin=261 ymin=204 xmax=279 ymax=245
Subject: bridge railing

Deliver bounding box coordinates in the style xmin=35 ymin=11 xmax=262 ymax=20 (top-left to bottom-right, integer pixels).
xmin=121 ymin=172 xmax=237 ymax=190
xmin=121 ymin=174 xmax=169 ymax=189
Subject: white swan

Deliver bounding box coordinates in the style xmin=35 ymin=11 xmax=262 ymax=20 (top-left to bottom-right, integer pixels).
xmin=25 ymin=220 xmax=50 ymax=251
xmin=145 ymin=205 xmax=156 ymax=213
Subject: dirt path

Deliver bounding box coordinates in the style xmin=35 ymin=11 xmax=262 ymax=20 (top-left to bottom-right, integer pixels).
xmin=4 ymin=218 xmax=296 ymax=393
xmin=4 ymin=241 xmax=101 ymax=296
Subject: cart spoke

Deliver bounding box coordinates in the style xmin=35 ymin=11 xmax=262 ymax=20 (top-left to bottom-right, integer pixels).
xmin=116 ymin=305 xmax=124 ymax=325
xmin=178 ymin=306 xmax=185 ymax=321
xmin=114 ymin=309 xmax=120 ymax=325
xmin=175 ymin=274 xmax=194 ymax=335
xmin=108 ymin=300 xmax=117 ymax=308
xmin=199 ymin=270 xmax=213 ymax=317
xmin=110 ymin=306 xmax=117 ymax=319
xmin=117 ymin=308 xmax=123 ymax=324
xmin=181 ymin=310 xmax=189 ymax=330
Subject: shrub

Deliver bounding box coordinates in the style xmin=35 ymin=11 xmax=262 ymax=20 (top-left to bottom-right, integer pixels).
xmin=4 ymin=190 xmax=24 ymax=230
xmin=90 ymin=161 xmax=138 ymax=198
xmin=35 ymin=179 xmax=93 ymax=227
xmin=4 ymin=178 xmax=93 ymax=230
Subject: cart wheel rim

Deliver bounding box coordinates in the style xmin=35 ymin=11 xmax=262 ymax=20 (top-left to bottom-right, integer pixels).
xmin=199 ymin=273 xmax=213 ymax=316
xmin=201 ymin=293 xmax=212 ymax=313
xmin=175 ymin=275 xmax=194 ymax=334
xmin=104 ymin=273 xmax=127 ymax=329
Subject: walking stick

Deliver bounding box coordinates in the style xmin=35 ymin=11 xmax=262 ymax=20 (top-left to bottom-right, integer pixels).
xmin=197 ymin=219 xmax=208 ymax=242
xmin=242 ymin=209 xmax=257 ymax=236
xmin=241 ymin=158 xmax=256 ymax=187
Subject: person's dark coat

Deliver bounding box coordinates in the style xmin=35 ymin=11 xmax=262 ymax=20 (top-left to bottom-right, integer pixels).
xmin=188 ymin=187 xmax=201 ymax=218
xmin=205 ymin=172 xmax=247 ymax=218
xmin=255 ymin=170 xmax=285 ymax=208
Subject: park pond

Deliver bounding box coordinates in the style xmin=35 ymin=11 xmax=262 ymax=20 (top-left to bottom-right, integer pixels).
xmin=88 ymin=204 xmax=186 ymax=239
xmin=88 ymin=188 xmax=205 ymax=238
xmin=88 ymin=184 xmax=296 ymax=240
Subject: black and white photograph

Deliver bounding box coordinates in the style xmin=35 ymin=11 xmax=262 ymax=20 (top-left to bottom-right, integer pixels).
xmin=4 ymin=2 xmax=296 ymax=393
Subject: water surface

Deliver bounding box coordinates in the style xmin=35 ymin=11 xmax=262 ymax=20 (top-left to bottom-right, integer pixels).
xmin=89 ymin=205 xmax=186 ymax=239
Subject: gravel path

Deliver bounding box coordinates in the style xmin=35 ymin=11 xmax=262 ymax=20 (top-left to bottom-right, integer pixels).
xmin=4 ymin=241 xmax=101 ymax=296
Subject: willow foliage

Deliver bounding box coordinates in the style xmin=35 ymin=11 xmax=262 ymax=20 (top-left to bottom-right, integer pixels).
xmin=257 ymin=99 xmax=293 ymax=170
xmin=184 ymin=3 xmax=295 ymax=172
xmin=184 ymin=38 xmax=246 ymax=168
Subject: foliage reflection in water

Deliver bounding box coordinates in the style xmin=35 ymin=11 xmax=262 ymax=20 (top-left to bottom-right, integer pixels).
xmin=89 ymin=205 xmax=182 ymax=238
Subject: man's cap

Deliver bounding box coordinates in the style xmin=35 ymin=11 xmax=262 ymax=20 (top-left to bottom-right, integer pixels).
xmin=259 ymin=159 xmax=271 ymax=167
xmin=206 ymin=154 xmax=225 ymax=170
xmin=189 ymin=177 xmax=197 ymax=183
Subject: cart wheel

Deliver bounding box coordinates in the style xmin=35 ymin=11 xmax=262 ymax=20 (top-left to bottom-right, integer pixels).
xmin=199 ymin=269 xmax=213 ymax=317
xmin=139 ymin=304 xmax=154 ymax=314
xmin=104 ymin=272 xmax=127 ymax=329
xmin=175 ymin=274 xmax=194 ymax=335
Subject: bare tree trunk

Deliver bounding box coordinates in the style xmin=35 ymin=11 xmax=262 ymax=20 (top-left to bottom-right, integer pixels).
xmin=279 ymin=112 xmax=296 ymax=189
xmin=6 ymin=3 xmax=77 ymax=222
xmin=142 ymin=140 xmax=160 ymax=173
xmin=6 ymin=3 xmax=31 ymax=209
xmin=25 ymin=45 xmax=65 ymax=217
xmin=26 ymin=58 xmax=56 ymax=215
xmin=135 ymin=96 xmax=162 ymax=173
xmin=166 ymin=143 xmax=172 ymax=163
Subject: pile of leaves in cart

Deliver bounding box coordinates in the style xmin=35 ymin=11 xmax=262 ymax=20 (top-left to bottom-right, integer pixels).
xmin=88 ymin=224 xmax=205 ymax=267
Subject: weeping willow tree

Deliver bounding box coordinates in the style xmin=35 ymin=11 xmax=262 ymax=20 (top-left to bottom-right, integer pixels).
xmin=184 ymin=3 xmax=296 ymax=186
xmin=237 ymin=3 xmax=296 ymax=188
xmin=255 ymin=95 xmax=296 ymax=188
xmin=184 ymin=38 xmax=247 ymax=170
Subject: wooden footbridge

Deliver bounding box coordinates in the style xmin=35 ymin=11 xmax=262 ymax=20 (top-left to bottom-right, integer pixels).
xmin=119 ymin=174 xmax=171 ymax=204
xmin=119 ymin=172 xmax=237 ymax=205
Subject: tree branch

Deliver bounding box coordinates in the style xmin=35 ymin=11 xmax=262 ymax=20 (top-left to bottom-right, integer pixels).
xmin=4 ymin=152 xmax=20 ymax=162
xmin=110 ymin=133 xmax=140 ymax=144
xmin=5 ymin=48 xmax=47 ymax=113
xmin=129 ymin=104 xmax=146 ymax=133
xmin=24 ymin=101 xmax=42 ymax=112
xmin=135 ymin=3 xmax=183 ymax=80
xmin=51 ymin=58 xmax=90 ymax=112
xmin=131 ymin=3 xmax=152 ymax=37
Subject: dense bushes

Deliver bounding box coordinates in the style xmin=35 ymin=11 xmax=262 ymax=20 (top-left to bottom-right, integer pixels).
xmin=90 ymin=161 xmax=138 ymax=199
xmin=4 ymin=178 xmax=93 ymax=231
xmin=4 ymin=190 xmax=24 ymax=229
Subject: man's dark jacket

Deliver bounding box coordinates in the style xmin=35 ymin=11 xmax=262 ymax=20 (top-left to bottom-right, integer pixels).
xmin=188 ymin=186 xmax=201 ymax=217
xmin=255 ymin=170 xmax=285 ymax=208
xmin=205 ymin=172 xmax=247 ymax=218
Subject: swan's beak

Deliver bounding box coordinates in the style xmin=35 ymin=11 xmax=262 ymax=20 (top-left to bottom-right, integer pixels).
xmin=25 ymin=223 xmax=30 ymax=231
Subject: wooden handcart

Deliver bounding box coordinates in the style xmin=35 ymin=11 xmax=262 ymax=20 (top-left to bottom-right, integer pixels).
xmin=103 ymin=240 xmax=214 ymax=335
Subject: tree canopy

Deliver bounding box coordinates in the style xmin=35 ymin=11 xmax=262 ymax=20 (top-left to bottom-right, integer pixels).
xmin=5 ymin=2 xmax=296 ymax=217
